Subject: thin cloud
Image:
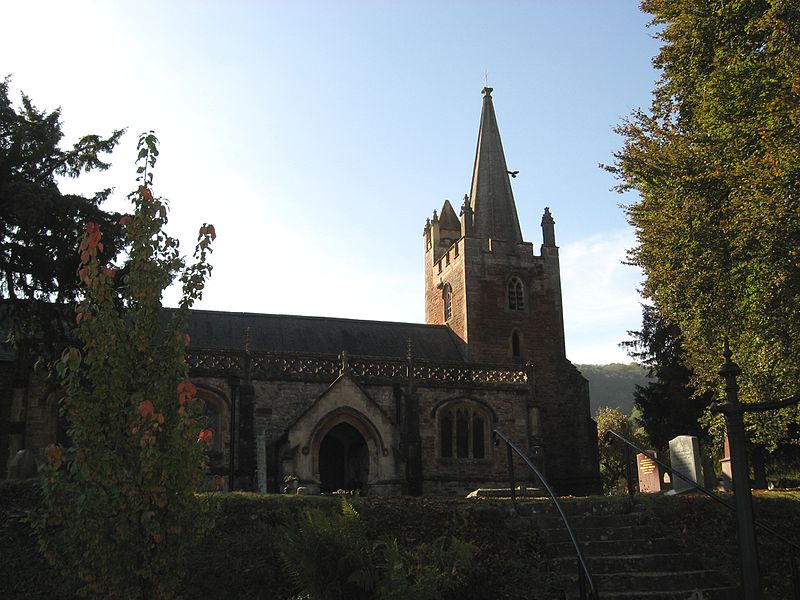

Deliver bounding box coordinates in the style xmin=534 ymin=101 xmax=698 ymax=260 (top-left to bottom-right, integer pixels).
xmin=560 ymin=230 xmax=643 ymax=364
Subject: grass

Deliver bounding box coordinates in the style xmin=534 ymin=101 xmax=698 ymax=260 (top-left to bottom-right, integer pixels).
xmin=2 ymin=479 xmax=799 ymax=599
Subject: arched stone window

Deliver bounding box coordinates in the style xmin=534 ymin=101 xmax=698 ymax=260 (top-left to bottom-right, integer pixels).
xmin=508 ymin=277 xmax=525 ymax=311
xmin=443 ymin=283 xmax=453 ymax=321
xmin=439 ymin=401 xmax=489 ymax=460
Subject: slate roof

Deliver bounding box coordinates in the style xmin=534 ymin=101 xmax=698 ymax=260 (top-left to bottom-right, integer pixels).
xmin=179 ymin=309 xmax=466 ymax=362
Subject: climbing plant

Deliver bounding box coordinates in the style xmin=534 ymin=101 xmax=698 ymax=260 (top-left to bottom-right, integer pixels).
xmin=33 ymin=132 xmax=217 ymax=599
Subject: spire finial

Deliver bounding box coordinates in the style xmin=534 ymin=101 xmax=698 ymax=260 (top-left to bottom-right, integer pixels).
xmin=482 ymin=86 xmax=493 ymax=98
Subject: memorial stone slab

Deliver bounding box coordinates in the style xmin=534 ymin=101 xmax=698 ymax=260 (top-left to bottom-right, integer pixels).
xmin=7 ymin=449 xmax=38 ymax=479
xmin=636 ymin=451 xmax=663 ymax=493
xmin=669 ymin=435 xmax=701 ymax=494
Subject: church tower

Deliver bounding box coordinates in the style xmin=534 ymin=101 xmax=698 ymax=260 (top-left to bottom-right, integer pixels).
xmin=424 ymin=87 xmax=566 ymax=365
xmin=423 ymin=87 xmax=599 ymax=494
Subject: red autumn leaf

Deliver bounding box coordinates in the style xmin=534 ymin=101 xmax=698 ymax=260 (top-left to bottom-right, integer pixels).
xmin=103 ymin=267 xmax=115 ymax=279
xmin=80 ymin=251 xmax=91 ymax=264
xmin=138 ymin=400 xmax=155 ymax=419
xmin=177 ymin=379 xmax=197 ymax=405
xmin=85 ymin=222 xmax=99 ymax=234
xmin=198 ymin=428 xmax=214 ymax=445
xmin=119 ymin=215 xmax=133 ymax=226
xmin=206 ymin=224 xmax=216 ymax=240
xmin=142 ymin=187 xmax=154 ymax=202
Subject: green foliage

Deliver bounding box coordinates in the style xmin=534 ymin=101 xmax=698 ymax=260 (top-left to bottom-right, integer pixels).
xmin=281 ymin=498 xmax=477 ymax=600
xmin=608 ymin=0 xmax=800 ymax=450
xmin=281 ymin=499 xmax=375 ymax=600
xmin=0 ymin=76 xmax=125 ymax=370
xmin=376 ymin=536 xmax=476 ymax=600
xmin=595 ymin=406 xmax=650 ymax=494
xmin=5 ymin=486 xmax=800 ymax=600
xmin=31 ymin=133 xmax=216 ymax=599
xmin=576 ymin=362 xmax=650 ymax=414
xmin=622 ymin=306 xmax=713 ymax=449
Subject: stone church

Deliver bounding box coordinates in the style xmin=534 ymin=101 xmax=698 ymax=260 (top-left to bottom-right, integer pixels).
xmin=2 ymin=87 xmax=600 ymax=496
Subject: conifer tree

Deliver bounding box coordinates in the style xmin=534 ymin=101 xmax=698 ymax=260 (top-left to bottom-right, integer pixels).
xmin=0 ymin=77 xmax=124 ymax=369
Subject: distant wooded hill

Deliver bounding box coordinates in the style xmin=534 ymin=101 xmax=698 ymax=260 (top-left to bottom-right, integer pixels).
xmin=575 ymin=363 xmax=651 ymax=417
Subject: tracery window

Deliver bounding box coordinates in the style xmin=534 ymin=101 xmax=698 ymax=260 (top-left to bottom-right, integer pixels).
xmin=508 ymin=277 xmax=525 ymax=311
xmin=439 ymin=402 xmax=488 ymax=460
xmin=443 ymin=283 xmax=452 ymax=321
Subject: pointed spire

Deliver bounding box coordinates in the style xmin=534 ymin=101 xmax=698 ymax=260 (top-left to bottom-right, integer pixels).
xmin=468 ymin=87 xmax=523 ymax=245
xmin=439 ymin=199 xmax=460 ymax=231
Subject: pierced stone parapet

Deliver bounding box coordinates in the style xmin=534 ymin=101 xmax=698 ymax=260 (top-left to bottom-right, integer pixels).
xmin=186 ymin=348 xmax=528 ymax=388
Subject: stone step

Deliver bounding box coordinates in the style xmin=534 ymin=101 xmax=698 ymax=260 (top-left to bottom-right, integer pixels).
xmin=564 ymin=586 xmax=740 ymax=600
xmin=533 ymin=512 xmax=648 ymax=529
xmin=466 ymin=486 xmax=546 ymax=498
xmin=545 ymin=536 xmax=681 ymax=558
xmin=522 ymin=499 xmax=646 ymax=517
xmin=539 ymin=524 xmax=660 ymax=543
xmin=551 ymin=552 xmax=703 ymax=574
xmin=589 ymin=569 xmax=724 ymax=593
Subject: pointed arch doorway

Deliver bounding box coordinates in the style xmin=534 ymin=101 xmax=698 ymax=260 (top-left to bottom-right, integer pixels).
xmin=319 ymin=422 xmax=369 ymax=494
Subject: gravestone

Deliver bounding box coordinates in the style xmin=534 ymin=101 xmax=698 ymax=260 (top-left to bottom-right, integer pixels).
xmin=7 ymin=449 xmax=38 ymax=479
xmin=636 ymin=452 xmax=663 ymax=493
xmin=669 ymin=435 xmax=701 ymax=494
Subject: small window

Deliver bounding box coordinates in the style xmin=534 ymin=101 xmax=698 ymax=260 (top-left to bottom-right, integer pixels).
xmin=443 ymin=283 xmax=453 ymax=321
xmin=508 ymin=277 xmax=525 ymax=311
xmin=438 ymin=402 xmax=489 ymax=460
xmin=512 ymin=331 xmax=521 ymax=359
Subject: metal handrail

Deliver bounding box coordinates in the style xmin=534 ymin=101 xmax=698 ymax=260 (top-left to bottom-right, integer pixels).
xmin=493 ymin=429 xmax=598 ymax=600
xmin=605 ymin=429 xmax=800 ymax=599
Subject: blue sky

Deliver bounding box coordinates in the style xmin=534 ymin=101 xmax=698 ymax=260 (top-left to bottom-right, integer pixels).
xmin=2 ymin=1 xmax=662 ymax=364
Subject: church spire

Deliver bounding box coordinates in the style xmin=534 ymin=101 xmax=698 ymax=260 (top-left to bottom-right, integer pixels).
xmin=468 ymin=87 xmax=523 ymax=245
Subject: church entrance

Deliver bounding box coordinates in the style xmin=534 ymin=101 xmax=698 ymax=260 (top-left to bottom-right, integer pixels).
xmin=319 ymin=422 xmax=369 ymax=494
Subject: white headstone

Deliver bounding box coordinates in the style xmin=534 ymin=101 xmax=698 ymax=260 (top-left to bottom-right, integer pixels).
xmin=669 ymin=435 xmax=701 ymax=494
xmin=256 ymin=431 xmax=267 ymax=493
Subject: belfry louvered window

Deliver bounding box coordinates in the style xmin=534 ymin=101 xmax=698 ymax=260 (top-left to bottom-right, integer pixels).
xmin=508 ymin=277 xmax=525 ymax=311
xmin=443 ymin=283 xmax=453 ymax=321
xmin=439 ymin=403 xmax=488 ymax=460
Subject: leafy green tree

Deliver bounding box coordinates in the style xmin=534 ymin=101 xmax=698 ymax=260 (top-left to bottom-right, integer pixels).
xmin=33 ymin=132 xmax=216 ymax=599
xmin=0 ymin=76 xmax=124 ymax=370
xmin=607 ymin=0 xmax=800 ymax=450
xmin=622 ymin=305 xmax=712 ymax=450
xmin=595 ymin=406 xmax=650 ymax=495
